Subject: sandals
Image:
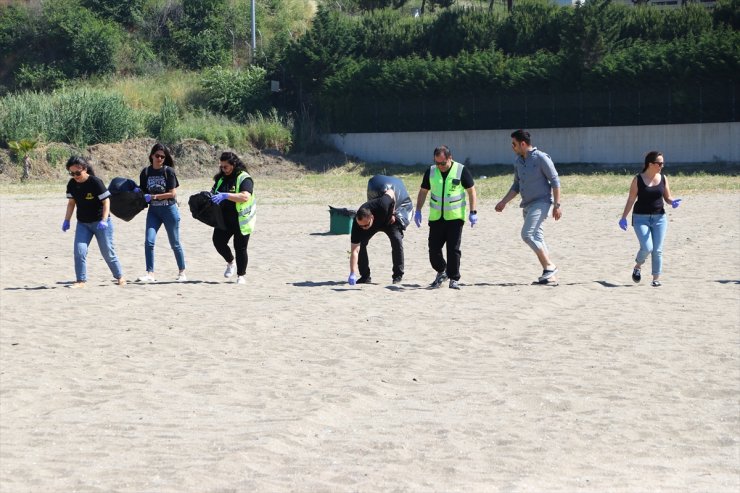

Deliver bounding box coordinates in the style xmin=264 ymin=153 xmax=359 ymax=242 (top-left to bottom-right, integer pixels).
xmin=632 ymin=268 xmax=641 ymax=283
xmin=651 ymin=280 xmax=662 ymax=287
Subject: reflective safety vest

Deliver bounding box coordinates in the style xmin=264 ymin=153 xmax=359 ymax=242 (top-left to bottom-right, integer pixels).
xmin=215 ymin=171 xmax=257 ymax=234
xmin=429 ymin=161 xmax=467 ymax=221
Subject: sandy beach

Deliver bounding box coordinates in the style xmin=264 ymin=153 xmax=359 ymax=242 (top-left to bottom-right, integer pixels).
xmin=1 ymin=185 xmax=738 ymax=492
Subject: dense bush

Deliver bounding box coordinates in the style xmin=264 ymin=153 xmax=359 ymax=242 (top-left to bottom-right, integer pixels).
xmin=200 ymin=66 xmax=270 ymax=121
xmin=0 ymin=89 xmax=141 ymax=147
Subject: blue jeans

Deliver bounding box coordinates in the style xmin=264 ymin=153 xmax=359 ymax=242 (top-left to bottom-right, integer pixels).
xmin=632 ymin=213 xmax=668 ymax=276
xmin=145 ymin=204 xmax=186 ymax=272
xmin=73 ymin=219 xmax=123 ymax=282
xmin=521 ymin=200 xmax=550 ymax=254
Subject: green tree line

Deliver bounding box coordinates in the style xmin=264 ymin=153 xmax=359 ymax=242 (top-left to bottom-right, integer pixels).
xmin=0 ymin=0 xmax=738 ymax=146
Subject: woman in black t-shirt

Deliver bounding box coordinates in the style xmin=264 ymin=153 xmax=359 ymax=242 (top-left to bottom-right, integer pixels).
xmin=135 ymin=143 xmax=187 ymax=283
xmin=62 ymin=156 xmax=125 ymax=288
xmin=618 ymin=151 xmax=682 ymax=287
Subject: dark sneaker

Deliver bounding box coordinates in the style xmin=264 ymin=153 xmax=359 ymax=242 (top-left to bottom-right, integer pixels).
xmin=357 ymin=275 xmax=372 ymax=284
xmin=449 ymin=279 xmax=460 ymax=290
xmin=632 ymin=268 xmax=641 ymax=283
xmin=430 ymin=271 xmax=448 ymax=288
xmin=538 ymin=267 xmax=558 ymax=282
xmin=392 ymin=276 xmax=403 ymax=284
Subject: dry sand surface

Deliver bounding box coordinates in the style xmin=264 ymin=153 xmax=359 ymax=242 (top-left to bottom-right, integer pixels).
xmin=1 ymin=185 xmax=738 ymax=492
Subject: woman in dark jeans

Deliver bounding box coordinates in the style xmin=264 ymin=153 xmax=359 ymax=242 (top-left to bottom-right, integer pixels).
xmin=210 ymin=152 xmax=257 ymax=285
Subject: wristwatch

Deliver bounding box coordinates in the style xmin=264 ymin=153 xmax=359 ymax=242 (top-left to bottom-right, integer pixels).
xmin=553 ymin=203 xmax=561 ymax=209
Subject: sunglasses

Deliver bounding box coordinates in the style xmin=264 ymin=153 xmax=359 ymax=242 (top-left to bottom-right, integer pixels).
xmin=153 ymin=154 xmax=166 ymax=159
xmin=68 ymin=170 xmax=83 ymax=177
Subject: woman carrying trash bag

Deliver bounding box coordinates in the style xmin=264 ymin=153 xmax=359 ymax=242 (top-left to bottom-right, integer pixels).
xmin=210 ymin=151 xmax=256 ymax=285
xmin=135 ymin=143 xmax=187 ymax=283
xmin=61 ymin=156 xmax=126 ymax=288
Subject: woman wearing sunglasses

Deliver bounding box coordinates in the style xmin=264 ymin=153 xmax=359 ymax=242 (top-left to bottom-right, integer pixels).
xmin=135 ymin=143 xmax=187 ymax=283
xmin=210 ymin=151 xmax=256 ymax=285
xmin=62 ymin=156 xmax=125 ymax=288
xmin=618 ymin=151 xmax=682 ymax=287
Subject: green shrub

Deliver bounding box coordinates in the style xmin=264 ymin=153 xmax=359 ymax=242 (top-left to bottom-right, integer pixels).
xmin=245 ymin=109 xmax=293 ymax=153
xmin=14 ymin=64 xmax=68 ymax=92
xmin=200 ymin=66 xmax=270 ymax=121
xmin=170 ymin=112 xmax=251 ymax=148
xmin=147 ymin=97 xmax=180 ymax=144
xmin=0 ymin=89 xmax=142 ymax=147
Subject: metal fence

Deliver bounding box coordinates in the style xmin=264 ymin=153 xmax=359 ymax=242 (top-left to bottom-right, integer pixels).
xmin=320 ymin=81 xmax=737 ymax=133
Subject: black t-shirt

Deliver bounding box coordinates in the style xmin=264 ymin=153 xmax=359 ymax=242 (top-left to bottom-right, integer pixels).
xmin=350 ymin=194 xmax=395 ymax=244
xmin=66 ymin=175 xmax=110 ymax=223
xmin=212 ymin=172 xmax=254 ymax=222
xmin=420 ymin=164 xmax=475 ymax=190
xmin=139 ymin=165 xmax=178 ymax=205
xmin=139 ymin=165 xmax=178 ymax=194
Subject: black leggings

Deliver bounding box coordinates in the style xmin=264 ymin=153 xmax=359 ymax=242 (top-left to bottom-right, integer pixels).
xmin=212 ymin=227 xmax=250 ymax=276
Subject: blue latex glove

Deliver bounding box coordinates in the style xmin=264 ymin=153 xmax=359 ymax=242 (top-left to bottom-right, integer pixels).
xmin=619 ymin=218 xmax=628 ymax=231
xmin=348 ymin=272 xmax=357 ymax=285
xmin=211 ymin=192 xmax=229 ymax=205
xmin=671 ymin=198 xmax=682 ymax=209
xmin=414 ymin=210 xmax=422 ymax=228
xmin=144 ymin=194 xmax=152 ymax=203
xmin=62 ymin=219 xmax=70 ymax=232
xmin=97 ymin=220 xmax=109 ymax=231
xmin=133 ymin=187 xmax=141 ymax=193
xmin=469 ymin=212 xmax=478 ymax=227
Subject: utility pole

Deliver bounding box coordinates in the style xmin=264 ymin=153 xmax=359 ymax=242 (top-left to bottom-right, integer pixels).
xmin=251 ymin=0 xmax=257 ymax=62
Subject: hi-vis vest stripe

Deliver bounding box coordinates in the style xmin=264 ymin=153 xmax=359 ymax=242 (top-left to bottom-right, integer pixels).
xmin=216 ymin=171 xmax=256 ymax=235
xmin=429 ymin=161 xmax=466 ymax=221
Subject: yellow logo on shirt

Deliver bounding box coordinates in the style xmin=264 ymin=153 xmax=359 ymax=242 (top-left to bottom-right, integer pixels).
xmin=85 ymin=193 xmax=94 ymax=200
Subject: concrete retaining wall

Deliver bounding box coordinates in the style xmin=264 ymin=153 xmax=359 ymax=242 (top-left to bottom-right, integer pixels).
xmin=327 ymin=122 xmax=740 ymax=166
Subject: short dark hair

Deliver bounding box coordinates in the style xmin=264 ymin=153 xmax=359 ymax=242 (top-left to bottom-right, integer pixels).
xmin=642 ymin=151 xmax=663 ymax=172
xmin=66 ymin=156 xmax=95 ymax=176
xmin=149 ymin=143 xmax=174 ymax=167
xmin=511 ymin=129 xmax=531 ymax=145
xmin=355 ymin=207 xmax=372 ymax=221
xmin=433 ymin=145 xmax=451 ymax=159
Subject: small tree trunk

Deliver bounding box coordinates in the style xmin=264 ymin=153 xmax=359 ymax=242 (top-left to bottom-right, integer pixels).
xmin=22 ymin=155 xmax=31 ymax=181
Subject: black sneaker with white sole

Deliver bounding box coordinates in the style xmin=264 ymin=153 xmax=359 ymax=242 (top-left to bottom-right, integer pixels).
xmin=430 ymin=271 xmax=448 ymax=288
xmin=632 ymin=268 xmax=641 ymax=283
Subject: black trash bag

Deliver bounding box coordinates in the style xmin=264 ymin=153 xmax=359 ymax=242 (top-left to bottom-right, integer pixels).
xmin=328 ymin=206 xmax=356 ymax=217
xmin=108 ymin=177 xmax=147 ymax=222
xmin=189 ymin=191 xmax=226 ymax=230
xmin=367 ymin=174 xmax=413 ymax=229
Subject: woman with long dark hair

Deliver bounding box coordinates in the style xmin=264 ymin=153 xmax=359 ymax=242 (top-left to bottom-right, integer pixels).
xmin=210 ymin=151 xmax=257 ymax=285
xmin=136 ymin=143 xmax=186 ymax=282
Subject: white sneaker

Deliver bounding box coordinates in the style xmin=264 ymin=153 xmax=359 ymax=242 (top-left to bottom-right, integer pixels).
xmin=176 ymin=273 xmax=187 ymax=282
xmin=236 ymin=275 xmax=246 ymax=285
xmin=137 ymin=273 xmax=156 ymax=282
xmin=224 ymin=263 xmax=235 ymax=278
